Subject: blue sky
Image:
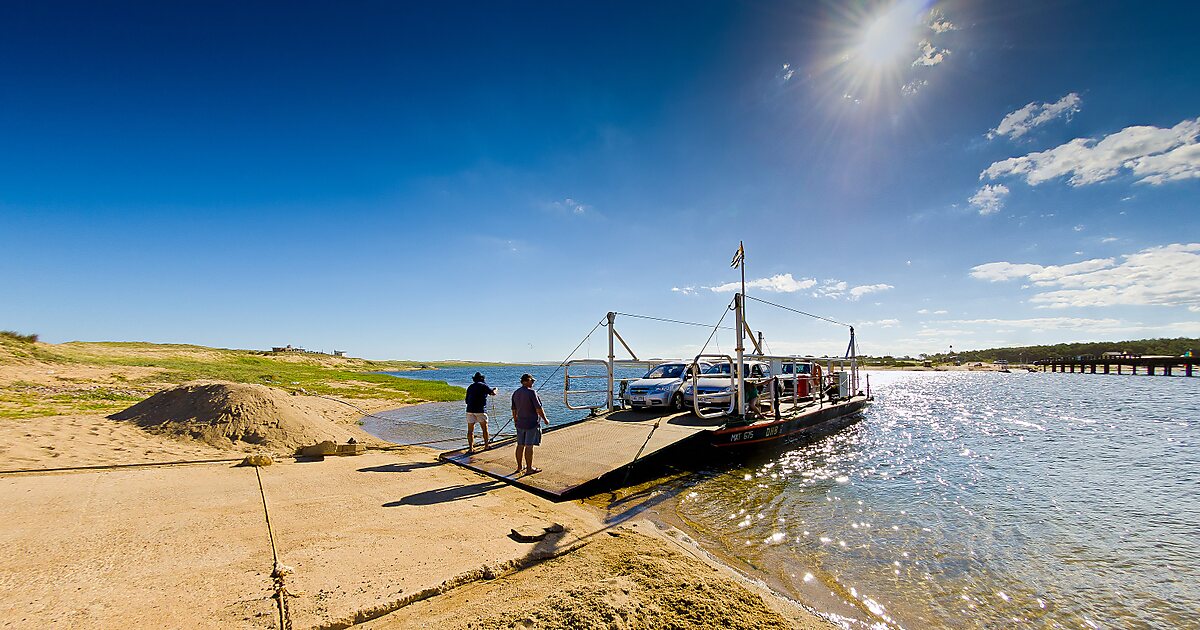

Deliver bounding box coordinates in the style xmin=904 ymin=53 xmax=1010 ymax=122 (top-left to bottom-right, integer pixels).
xmin=2 ymin=0 xmax=1198 ymax=361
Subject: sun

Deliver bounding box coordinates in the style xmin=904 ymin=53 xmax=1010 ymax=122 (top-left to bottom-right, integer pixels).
xmin=814 ymin=0 xmax=933 ymax=104
xmin=857 ymin=6 xmax=920 ymax=68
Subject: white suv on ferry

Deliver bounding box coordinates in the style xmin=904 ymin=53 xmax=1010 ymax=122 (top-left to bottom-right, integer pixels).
xmin=681 ymin=360 xmax=773 ymax=409
xmin=622 ymin=361 xmax=710 ymax=411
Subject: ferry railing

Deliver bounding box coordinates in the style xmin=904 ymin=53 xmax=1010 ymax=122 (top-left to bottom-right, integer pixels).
xmin=563 ymin=359 xmax=614 ymax=411
xmin=611 ymin=359 xmax=663 ymax=407
xmin=745 ymin=353 xmax=863 ymax=410
xmin=743 ymin=354 xmax=823 ymax=412
xmin=689 ymin=354 xmax=737 ymax=419
xmin=563 ymin=358 xmax=663 ymax=411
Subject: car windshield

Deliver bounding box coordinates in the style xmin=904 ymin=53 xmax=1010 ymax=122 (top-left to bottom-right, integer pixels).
xmin=644 ymin=363 xmax=685 ymax=379
xmin=701 ymin=364 xmax=756 ymax=376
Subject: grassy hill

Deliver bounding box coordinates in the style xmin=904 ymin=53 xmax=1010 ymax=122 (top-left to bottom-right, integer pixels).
xmin=0 ymin=331 xmax=466 ymax=419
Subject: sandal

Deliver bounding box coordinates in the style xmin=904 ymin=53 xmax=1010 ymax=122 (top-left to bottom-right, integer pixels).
xmin=526 ymin=467 xmax=542 ymax=474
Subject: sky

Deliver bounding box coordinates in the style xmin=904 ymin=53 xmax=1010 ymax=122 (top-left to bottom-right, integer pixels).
xmin=1 ymin=0 xmax=1198 ymax=361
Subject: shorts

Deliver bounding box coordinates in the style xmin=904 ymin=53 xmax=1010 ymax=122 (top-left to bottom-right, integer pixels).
xmin=466 ymin=412 xmax=488 ymax=426
xmin=516 ymin=427 xmax=542 ymax=446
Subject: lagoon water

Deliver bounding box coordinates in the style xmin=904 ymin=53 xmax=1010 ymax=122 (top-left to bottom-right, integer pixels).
xmin=369 ymin=367 xmax=1199 ymax=628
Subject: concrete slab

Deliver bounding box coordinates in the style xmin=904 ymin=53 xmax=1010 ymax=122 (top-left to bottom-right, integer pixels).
xmin=256 ymin=451 xmax=606 ymax=628
xmin=441 ymin=409 xmax=721 ymax=498
xmin=0 ymin=464 xmax=276 ymax=629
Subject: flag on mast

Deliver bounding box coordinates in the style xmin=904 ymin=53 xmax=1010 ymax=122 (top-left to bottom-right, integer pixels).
xmin=730 ymin=241 xmax=744 ymax=268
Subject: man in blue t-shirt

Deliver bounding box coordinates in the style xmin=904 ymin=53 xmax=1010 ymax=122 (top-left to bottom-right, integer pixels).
xmin=511 ymin=373 xmax=549 ymax=474
xmin=464 ymin=372 xmax=496 ymax=452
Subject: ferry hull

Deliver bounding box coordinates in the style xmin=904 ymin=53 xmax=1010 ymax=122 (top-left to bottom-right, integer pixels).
xmin=710 ymin=396 xmax=870 ymax=448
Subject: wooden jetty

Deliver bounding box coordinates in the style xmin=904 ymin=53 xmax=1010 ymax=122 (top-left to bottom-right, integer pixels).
xmin=440 ymin=409 xmax=723 ymax=500
xmin=1036 ymin=355 xmax=1198 ymax=376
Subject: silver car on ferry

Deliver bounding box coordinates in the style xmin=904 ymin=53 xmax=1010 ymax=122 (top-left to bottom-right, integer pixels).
xmin=681 ymin=360 xmax=773 ymax=409
xmin=622 ymin=361 xmax=710 ymax=411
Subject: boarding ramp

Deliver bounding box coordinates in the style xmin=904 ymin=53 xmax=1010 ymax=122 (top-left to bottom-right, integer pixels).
xmin=440 ymin=408 xmax=723 ymax=500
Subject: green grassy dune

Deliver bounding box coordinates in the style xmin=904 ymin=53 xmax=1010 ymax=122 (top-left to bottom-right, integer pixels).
xmin=0 ymin=333 xmax=466 ymax=419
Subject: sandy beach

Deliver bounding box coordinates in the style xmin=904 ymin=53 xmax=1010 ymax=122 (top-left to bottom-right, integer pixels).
xmin=0 ymin=340 xmax=836 ymax=629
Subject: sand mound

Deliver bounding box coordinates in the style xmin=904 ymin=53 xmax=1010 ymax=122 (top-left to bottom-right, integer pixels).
xmin=110 ymin=381 xmax=365 ymax=454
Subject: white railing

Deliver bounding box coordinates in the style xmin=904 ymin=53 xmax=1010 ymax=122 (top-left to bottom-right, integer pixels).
xmin=688 ymin=354 xmax=737 ymax=419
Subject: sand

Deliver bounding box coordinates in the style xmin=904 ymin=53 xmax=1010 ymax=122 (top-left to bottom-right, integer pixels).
xmin=0 ymin=443 xmax=834 ymax=629
xmin=367 ymin=525 xmax=826 ymax=630
xmin=108 ymin=381 xmax=382 ymax=455
xmin=0 ymin=372 xmax=836 ymax=628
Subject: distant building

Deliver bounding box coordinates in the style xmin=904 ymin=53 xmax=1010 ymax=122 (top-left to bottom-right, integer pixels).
xmin=333 ymin=350 xmax=346 ymax=357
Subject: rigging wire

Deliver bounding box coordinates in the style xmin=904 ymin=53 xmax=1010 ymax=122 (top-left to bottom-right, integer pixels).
xmin=695 ymin=298 xmax=736 ymax=358
xmin=614 ymin=311 xmax=737 ymax=331
xmin=743 ymin=294 xmax=852 ymax=328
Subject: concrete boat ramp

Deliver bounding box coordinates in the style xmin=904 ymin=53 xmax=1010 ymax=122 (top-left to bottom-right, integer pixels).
xmin=440 ymin=409 xmax=724 ymax=500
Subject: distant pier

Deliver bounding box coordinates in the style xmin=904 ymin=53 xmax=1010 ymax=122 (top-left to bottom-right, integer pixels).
xmin=1036 ymin=355 xmax=1198 ymax=377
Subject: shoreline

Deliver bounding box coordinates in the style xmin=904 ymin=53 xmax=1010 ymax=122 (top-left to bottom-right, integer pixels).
xmin=0 ymin=401 xmax=839 ymax=629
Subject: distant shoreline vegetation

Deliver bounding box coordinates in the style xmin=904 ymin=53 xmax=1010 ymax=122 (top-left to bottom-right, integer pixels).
xmin=864 ymin=337 xmax=1199 ymax=366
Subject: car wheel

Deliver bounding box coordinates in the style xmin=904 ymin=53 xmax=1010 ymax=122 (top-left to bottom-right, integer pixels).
xmin=671 ymin=392 xmax=684 ymax=411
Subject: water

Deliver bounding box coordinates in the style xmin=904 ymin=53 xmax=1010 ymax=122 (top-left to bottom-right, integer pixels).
xmin=369 ymin=367 xmax=1200 ymax=628
xmin=676 ymin=371 xmax=1199 ymax=628
xmin=362 ymin=364 xmax=641 ymax=446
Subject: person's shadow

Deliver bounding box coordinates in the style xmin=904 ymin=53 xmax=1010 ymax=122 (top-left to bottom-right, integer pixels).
xmin=358 ymin=461 xmax=441 ymax=474
xmin=384 ymin=480 xmax=507 ymax=506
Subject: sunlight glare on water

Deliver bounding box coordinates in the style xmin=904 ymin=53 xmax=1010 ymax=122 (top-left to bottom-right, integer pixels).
xmin=676 ymin=371 xmax=1200 ymax=628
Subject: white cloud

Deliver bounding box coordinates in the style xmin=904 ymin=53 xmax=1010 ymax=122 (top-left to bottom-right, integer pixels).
xmin=916 ymin=309 xmax=949 ymax=315
xmin=942 ymin=317 xmax=1200 ymax=337
xmin=916 ymin=327 xmax=974 ymax=337
xmin=982 ymin=116 xmax=1200 ymax=186
xmin=814 ymin=279 xmax=848 ymax=299
xmin=988 ymin=93 xmax=1081 ymax=140
xmin=946 ymin=317 xmax=1122 ymax=330
xmin=969 ymin=243 xmax=1200 ymax=311
xmin=780 ymin=63 xmax=795 ymax=82
xmin=1101 ymin=237 xmax=1118 ymax=243
xmin=550 ymin=198 xmax=595 ymax=216
xmin=912 ymin=40 xmax=949 ymax=66
xmin=849 ymin=283 xmax=894 ymax=300
xmin=1126 ymin=141 xmax=1200 ymax=185
xmin=709 ymin=273 xmax=817 ymax=294
xmin=969 ymin=183 xmax=1009 ymax=215
xmin=860 ymin=319 xmax=901 ymax=328
xmin=927 ymin=9 xmax=956 ymax=33
xmin=671 ymin=286 xmax=697 ymax=296
xmin=707 ymin=275 xmax=890 ymax=301
xmin=901 ymin=79 xmax=928 ymax=96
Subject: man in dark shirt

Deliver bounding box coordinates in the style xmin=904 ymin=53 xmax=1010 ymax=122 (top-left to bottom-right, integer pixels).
xmin=464 ymin=372 xmax=496 ymax=452
xmin=511 ymin=373 xmax=549 ymax=474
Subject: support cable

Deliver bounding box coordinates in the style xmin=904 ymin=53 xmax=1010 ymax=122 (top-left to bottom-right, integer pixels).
xmin=696 ymin=299 xmax=736 ymax=359
xmin=613 ymin=312 xmax=736 ymax=331
xmin=488 ymin=318 xmax=607 ymax=444
xmin=743 ymin=294 xmax=852 ymax=328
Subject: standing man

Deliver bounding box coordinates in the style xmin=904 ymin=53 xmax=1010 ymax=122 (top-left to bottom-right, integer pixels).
xmin=511 ymin=373 xmax=549 ymax=474
xmin=465 ymin=372 xmax=496 ymax=453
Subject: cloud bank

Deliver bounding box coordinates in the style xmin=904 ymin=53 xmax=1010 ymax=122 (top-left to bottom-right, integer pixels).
xmin=970 ymin=243 xmax=1200 ymax=311
xmin=981 ymin=116 xmax=1200 ymax=186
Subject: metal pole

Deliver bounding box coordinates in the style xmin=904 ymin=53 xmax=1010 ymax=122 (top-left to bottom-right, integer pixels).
xmin=606 ymin=311 xmax=616 ymax=411
xmin=734 ymin=293 xmax=745 ymax=418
